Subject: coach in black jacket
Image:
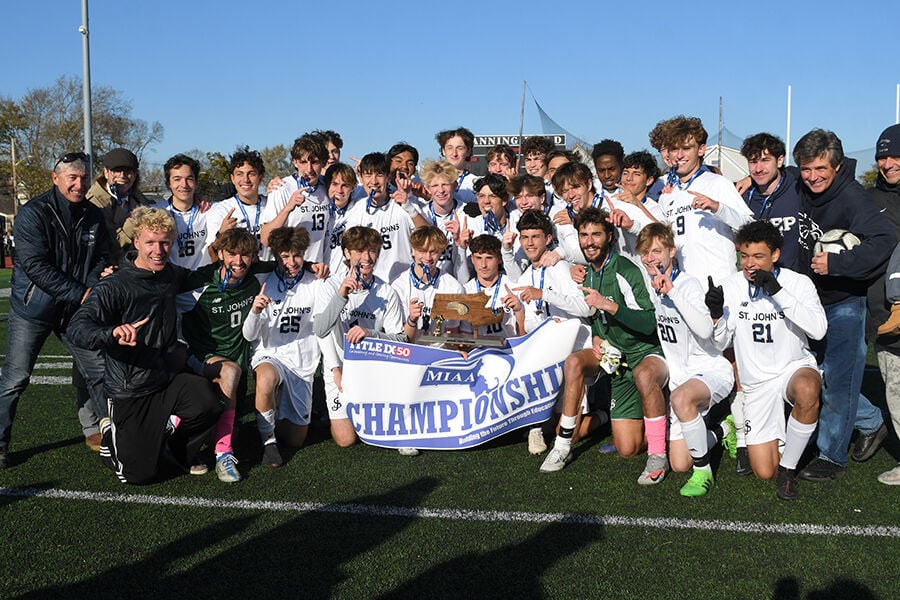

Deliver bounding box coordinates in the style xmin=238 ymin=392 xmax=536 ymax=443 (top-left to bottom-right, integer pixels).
xmin=0 ymin=153 xmax=111 ymax=468
xmin=793 ymin=129 xmax=896 ymax=482
xmin=69 ymin=206 xmax=222 ymax=483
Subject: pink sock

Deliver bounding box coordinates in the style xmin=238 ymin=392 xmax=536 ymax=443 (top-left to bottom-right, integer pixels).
xmin=644 ymin=415 xmax=667 ymax=456
xmin=214 ymin=408 xmax=235 ymax=455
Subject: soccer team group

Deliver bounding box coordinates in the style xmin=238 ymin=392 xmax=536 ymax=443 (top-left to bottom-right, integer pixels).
xmin=2 ymin=114 xmax=900 ymax=502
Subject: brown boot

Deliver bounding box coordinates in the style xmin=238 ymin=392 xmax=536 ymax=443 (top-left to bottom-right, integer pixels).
xmin=877 ymin=303 xmax=900 ymax=336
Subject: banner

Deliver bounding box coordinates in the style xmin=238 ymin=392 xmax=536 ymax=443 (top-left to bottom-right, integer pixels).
xmin=342 ymin=319 xmax=580 ymax=450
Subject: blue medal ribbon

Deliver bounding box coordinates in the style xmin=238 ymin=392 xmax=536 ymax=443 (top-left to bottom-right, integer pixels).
xmin=410 ymin=263 xmax=438 ymax=289
xmin=749 ymin=267 xmax=780 ymax=299
xmin=233 ymin=195 xmax=261 ymax=233
xmin=168 ymin=199 xmax=198 ymax=249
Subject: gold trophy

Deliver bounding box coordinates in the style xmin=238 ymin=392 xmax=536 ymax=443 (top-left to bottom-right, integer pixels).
xmin=419 ymin=293 xmax=507 ymax=347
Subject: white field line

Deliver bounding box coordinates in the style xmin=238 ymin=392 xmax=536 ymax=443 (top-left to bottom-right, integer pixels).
xmin=0 ymin=486 xmax=897 ymax=538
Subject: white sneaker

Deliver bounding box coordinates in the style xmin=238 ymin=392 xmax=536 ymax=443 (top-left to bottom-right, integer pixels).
xmin=540 ymin=446 xmax=571 ymax=472
xmin=637 ymin=453 xmax=669 ymax=485
xmin=398 ymin=447 xmax=420 ymax=457
xmin=878 ymin=464 xmax=900 ymax=485
xmin=528 ymin=429 xmax=547 ymax=455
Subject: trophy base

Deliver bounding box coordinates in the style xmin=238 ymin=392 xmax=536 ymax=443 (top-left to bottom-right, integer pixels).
xmin=419 ymin=334 xmax=507 ymax=348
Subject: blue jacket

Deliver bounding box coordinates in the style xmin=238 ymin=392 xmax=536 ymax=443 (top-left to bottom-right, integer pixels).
xmin=10 ymin=187 xmax=110 ymax=329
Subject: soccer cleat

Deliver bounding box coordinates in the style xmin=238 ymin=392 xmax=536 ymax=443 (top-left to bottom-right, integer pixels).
xmin=528 ymin=429 xmax=547 ymax=455
xmin=0 ymin=444 xmax=7 ymax=469
xmin=722 ymin=415 xmax=738 ymax=459
xmin=398 ymin=447 xmax=420 ymax=457
xmin=215 ymin=452 xmax=241 ymax=483
xmin=540 ymin=446 xmax=572 ymax=472
xmin=735 ymin=447 xmax=753 ymax=477
xmin=262 ymin=442 xmax=283 ymax=468
xmin=680 ymin=469 xmax=714 ymax=497
xmin=637 ymin=453 xmax=669 ymax=485
xmin=877 ymin=464 xmax=900 ymax=485
xmin=776 ymin=466 xmax=799 ymax=500
xmin=798 ymin=457 xmax=844 ymax=482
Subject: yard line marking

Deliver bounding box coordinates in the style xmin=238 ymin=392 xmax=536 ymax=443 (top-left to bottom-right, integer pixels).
xmin=1 ymin=486 xmax=898 ymax=539
xmin=1 ymin=355 xmax=73 ymax=360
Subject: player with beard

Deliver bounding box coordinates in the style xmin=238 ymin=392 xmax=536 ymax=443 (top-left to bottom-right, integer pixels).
xmin=179 ymin=228 xmax=272 ymax=482
xmin=540 ymin=207 xmax=666 ymax=486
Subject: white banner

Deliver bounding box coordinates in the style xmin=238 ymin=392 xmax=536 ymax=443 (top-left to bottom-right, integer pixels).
xmin=342 ymin=319 xmax=580 ymax=449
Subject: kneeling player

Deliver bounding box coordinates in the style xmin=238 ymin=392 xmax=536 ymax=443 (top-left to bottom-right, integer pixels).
xmin=706 ymin=221 xmax=825 ymax=500
xmin=180 ymin=228 xmax=270 ymax=482
xmin=541 ymin=208 xmax=666 ymax=484
xmin=637 ymin=223 xmax=735 ymax=497
xmin=243 ymin=227 xmax=321 ymax=467
xmin=314 ymin=226 xmax=406 ymax=447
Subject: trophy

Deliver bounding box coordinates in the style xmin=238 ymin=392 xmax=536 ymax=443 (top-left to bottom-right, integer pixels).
xmin=419 ymin=293 xmax=507 ymax=347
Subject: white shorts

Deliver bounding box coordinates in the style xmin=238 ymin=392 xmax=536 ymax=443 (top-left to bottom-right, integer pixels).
xmin=321 ymin=364 xmax=348 ymax=420
xmin=742 ymin=357 xmax=818 ymax=446
xmin=256 ymin=356 xmax=313 ymax=426
xmin=667 ymin=361 xmax=734 ymax=441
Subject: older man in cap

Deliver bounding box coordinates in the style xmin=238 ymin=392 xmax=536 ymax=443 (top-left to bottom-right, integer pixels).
xmin=86 ymin=147 xmax=151 ymax=262
xmin=0 ymin=152 xmax=111 ymax=468
xmin=867 ymin=124 xmax=900 ymax=484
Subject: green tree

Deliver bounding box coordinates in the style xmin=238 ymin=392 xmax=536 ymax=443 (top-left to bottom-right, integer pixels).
xmin=860 ymin=164 xmax=879 ymax=189
xmin=261 ymin=144 xmax=291 ymax=179
xmin=0 ymin=75 xmax=163 ymax=200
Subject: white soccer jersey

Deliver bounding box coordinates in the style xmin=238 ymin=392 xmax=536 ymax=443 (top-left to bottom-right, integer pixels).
xmin=712 ymin=267 xmax=826 ymax=388
xmin=314 ymin=275 xmax=405 ymax=369
xmin=344 ymin=198 xmax=417 ymax=284
xmin=648 ymin=270 xmax=731 ymax=389
xmin=657 ymin=170 xmax=753 ymax=284
xmin=242 ymin=269 xmax=322 ymax=379
xmin=323 ymin=200 xmax=358 ymax=275
xmin=203 ymin=195 xmax=269 ymax=258
xmin=261 ymin=175 xmax=330 ymax=263
xmin=150 ymin=199 xmax=211 ymax=270
xmin=463 ymin=274 xmax=520 ymax=338
xmin=420 ymin=200 xmax=470 ymax=282
xmin=455 ymin=170 xmax=478 ymax=204
xmin=466 ymin=212 xmax=509 ymax=244
xmin=392 ymin=268 xmax=465 ymax=336
xmin=520 ymin=260 xmax=592 ymax=333
xmin=599 ymin=194 xmax=665 ymax=265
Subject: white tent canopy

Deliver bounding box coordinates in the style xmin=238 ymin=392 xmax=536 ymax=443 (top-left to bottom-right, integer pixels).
xmin=703 ymin=144 xmax=748 ymax=183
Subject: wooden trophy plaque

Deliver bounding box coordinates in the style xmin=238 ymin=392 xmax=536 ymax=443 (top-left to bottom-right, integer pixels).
xmin=419 ymin=293 xmax=507 ymax=347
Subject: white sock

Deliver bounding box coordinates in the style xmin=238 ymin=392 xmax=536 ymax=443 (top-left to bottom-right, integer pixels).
xmin=732 ymin=391 xmax=746 ymax=448
xmin=256 ymin=409 xmax=276 ymax=445
xmin=781 ymin=416 xmax=817 ymax=470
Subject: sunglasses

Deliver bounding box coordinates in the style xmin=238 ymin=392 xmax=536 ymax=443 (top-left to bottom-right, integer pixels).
xmin=55 ymin=152 xmax=89 ymax=168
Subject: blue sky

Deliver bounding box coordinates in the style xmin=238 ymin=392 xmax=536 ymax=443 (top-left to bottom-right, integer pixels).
xmin=4 ymin=1 xmax=898 ymax=175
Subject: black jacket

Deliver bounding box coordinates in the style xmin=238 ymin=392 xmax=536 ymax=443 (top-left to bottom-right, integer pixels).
xmin=797 ymin=158 xmax=897 ymax=305
xmin=10 ymin=187 xmax=109 ymax=329
xmin=69 ymin=255 xmax=189 ymax=399
xmin=866 ymin=176 xmax=900 ymax=352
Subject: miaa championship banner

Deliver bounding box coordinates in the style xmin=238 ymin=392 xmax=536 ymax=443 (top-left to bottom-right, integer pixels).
xmin=342 ymin=318 xmax=580 ymax=450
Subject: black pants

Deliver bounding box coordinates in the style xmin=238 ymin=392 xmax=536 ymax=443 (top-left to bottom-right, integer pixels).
xmin=100 ymin=373 xmax=224 ymax=484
